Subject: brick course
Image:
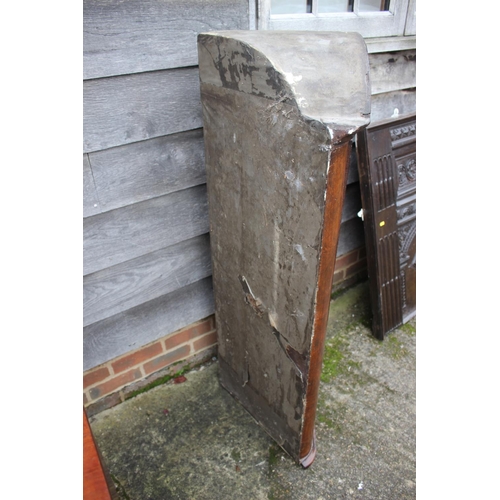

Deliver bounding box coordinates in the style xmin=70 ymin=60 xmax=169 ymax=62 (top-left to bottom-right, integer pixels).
xmin=112 ymin=342 xmax=163 ymax=374
xmin=83 ymin=315 xmax=217 ymax=415
xmin=143 ymin=345 xmax=190 ymax=375
xmin=193 ymin=331 xmax=217 ymax=352
xmin=333 ymin=269 xmax=345 ymax=285
xmin=89 ymin=368 xmax=142 ymax=400
xmin=332 ymin=246 xmax=367 ymax=292
xmin=335 ymin=249 xmax=360 ymax=270
xmin=83 ymin=366 xmax=110 ymax=389
xmin=163 ymin=320 xmax=210 ymax=350
xmin=345 ymin=256 xmax=367 ymax=278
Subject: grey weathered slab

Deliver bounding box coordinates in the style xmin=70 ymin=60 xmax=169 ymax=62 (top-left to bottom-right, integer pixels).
xmin=83 ymin=185 xmax=209 ymax=276
xmin=199 ymin=31 xmax=370 ymax=128
xmin=198 ymin=31 xmax=370 ymax=466
xmin=84 ymin=234 xmax=212 ymax=327
xmin=86 ymin=129 xmax=206 ymax=215
xmin=83 ymin=68 xmax=203 ymax=153
xmin=83 ymin=277 xmax=214 ymax=371
xmin=83 ymin=0 xmax=249 ymax=80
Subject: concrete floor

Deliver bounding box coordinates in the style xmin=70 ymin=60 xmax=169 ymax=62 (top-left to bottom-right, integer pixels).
xmin=90 ymin=281 xmax=416 ymax=499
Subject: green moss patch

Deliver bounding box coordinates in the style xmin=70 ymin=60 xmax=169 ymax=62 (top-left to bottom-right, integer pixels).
xmin=320 ymin=337 xmax=345 ymax=382
xmin=401 ymin=320 xmax=417 ymax=336
xmin=231 ymin=448 xmax=241 ymax=462
xmin=320 ymin=333 xmax=362 ymax=384
xmin=316 ymin=393 xmax=349 ymax=434
xmin=386 ymin=334 xmax=410 ymax=360
xmin=124 ymin=365 xmax=191 ymax=401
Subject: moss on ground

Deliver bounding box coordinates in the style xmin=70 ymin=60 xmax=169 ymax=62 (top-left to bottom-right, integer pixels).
xmin=320 ymin=282 xmax=372 ymax=386
xmin=268 ymin=443 xmax=282 ymax=468
xmin=231 ymin=448 xmax=241 ymax=462
xmin=401 ymin=320 xmax=417 ymax=336
xmin=368 ymin=318 xmax=416 ymax=359
xmin=320 ymin=335 xmax=362 ymax=384
xmin=124 ymin=364 xmax=191 ymax=401
xmin=328 ymin=287 xmax=372 ymax=336
xmin=320 ymin=336 xmax=345 ymax=382
xmin=316 ymin=394 xmax=344 ymax=433
xmin=386 ymin=333 xmax=410 ymax=359
xmin=267 ymin=447 xmax=295 ymax=500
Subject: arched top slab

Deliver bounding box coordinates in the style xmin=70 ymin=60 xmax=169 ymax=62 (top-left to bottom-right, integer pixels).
xmin=198 ymin=30 xmax=371 ymax=134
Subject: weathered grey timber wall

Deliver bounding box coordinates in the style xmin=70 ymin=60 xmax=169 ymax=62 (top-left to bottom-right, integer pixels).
xmin=83 ymin=0 xmax=416 ymax=372
xmin=83 ymin=0 xmax=249 ymax=371
xmin=337 ymin=41 xmax=416 ymax=256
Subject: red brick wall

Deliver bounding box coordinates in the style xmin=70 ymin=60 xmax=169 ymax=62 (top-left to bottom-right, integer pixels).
xmin=332 ymin=246 xmax=367 ymax=293
xmin=83 ymin=248 xmax=367 ymax=415
xmin=83 ymin=316 xmax=217 ymax=415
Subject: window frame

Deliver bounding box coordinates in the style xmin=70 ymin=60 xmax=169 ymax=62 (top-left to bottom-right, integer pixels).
xmin=257 ymin=0 xmax=414 ymax=38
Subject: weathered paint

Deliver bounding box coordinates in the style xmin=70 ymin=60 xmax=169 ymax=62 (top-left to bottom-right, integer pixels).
xmin=198 ymin=31 xmax=370 ymax=466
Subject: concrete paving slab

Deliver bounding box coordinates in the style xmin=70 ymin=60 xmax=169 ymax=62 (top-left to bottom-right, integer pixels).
xmin=90 ymin=280 xmax=416 ymax=499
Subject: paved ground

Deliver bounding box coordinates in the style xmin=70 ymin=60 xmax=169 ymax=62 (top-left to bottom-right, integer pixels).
xmin=90 ymin=280 xmax=416 ymax=499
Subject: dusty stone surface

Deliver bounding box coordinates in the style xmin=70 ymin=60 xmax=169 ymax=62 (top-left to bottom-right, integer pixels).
xmin=90 ymin=281 xmax=416 ymax=499
xmin=198 ymin=31 xmax=371 ymax=461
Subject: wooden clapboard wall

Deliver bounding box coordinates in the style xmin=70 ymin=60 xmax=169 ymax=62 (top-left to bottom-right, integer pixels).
xmin=337 ymin=40 xmax=416 ymax=257
xmin=83 ymin=0 xmax=249 ymax=371
xmin=83 ymin=0 xmax=415 ymax=372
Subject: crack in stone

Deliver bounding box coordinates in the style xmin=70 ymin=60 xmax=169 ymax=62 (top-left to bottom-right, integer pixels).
xmin=238 ymin=275 xmax=308 ymax=381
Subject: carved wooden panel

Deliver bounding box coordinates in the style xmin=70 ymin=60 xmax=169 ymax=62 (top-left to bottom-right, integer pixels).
xmin=357 ymin=114 xmax=416 ymax=339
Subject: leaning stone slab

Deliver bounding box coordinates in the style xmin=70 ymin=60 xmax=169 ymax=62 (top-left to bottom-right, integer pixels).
xmin=198 ymin=30 xmax=370 ymax=467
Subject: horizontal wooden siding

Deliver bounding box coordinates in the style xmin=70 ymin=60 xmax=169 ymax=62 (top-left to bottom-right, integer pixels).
xmin=83 ymin=0 xmax=249 ymax=371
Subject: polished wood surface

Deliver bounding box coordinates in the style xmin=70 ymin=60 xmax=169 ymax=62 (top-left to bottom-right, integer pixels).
xmin=299 ymin=140 xmax=351 ymax=466
xmin=84 ymin=409 xmax=113 ymax=500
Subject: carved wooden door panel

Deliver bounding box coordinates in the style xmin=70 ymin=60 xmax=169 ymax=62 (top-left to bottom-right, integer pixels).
xmin=356 ymin=114 xmax=416 ymax=340
xmin=198 ymin=31 xmax=371 ymax=466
